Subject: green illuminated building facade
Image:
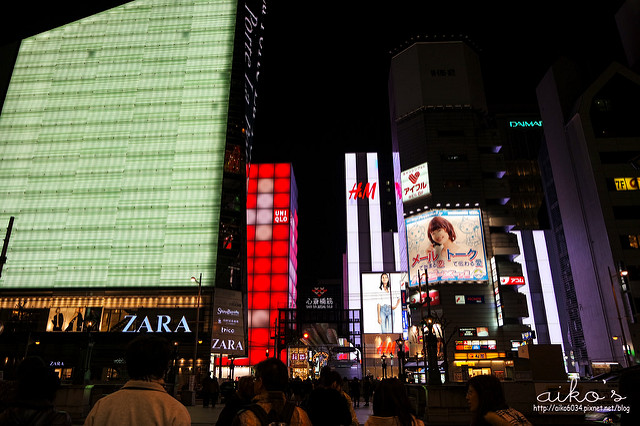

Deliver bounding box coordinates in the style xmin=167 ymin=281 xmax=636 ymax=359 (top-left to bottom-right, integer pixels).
xmin=0 ymin=0 xmax=264 ymax=382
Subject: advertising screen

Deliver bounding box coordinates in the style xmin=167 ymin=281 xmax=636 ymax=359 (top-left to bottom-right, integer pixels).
xmin=362 ymin=273 xmax=407 ymax=334
xmin=406 ymin=209 xmax=488 ymax=285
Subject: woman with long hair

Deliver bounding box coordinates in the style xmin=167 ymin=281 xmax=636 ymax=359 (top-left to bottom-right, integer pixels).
xmin=377 ymin=273 xmax=401 ymax=334
xmin=365 ymin=378 xmax=424 ymax=426
xmin=466 ymin=375 xmax=531 ymax=425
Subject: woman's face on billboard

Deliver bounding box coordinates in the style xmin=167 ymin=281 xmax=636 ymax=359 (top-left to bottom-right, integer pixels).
xmin=381 ymin=273 xmax=389 ymax=288
xmin=430 ymin=227 xmax=449 ymax=245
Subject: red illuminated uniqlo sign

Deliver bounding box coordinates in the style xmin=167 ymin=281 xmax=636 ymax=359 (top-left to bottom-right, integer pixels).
xmin=500 ymin=276 xmax=525 ymax=285
xmin=273 ymin=209 xmax=289 ymax=224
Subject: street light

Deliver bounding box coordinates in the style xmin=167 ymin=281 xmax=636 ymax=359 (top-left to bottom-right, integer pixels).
xmin=418 ymin=267 xmax=441 ymax=386
xmin=190 ymin=274 xmax=202 ymax=390
xmin=395 ymin=337 xmax=405 ymax=381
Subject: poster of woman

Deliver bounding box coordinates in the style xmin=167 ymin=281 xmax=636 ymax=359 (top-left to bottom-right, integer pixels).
xmin=362 ymin=273 xmax=404 ymax=334
xmin=406 ymin=209 xmax=488 ymax=286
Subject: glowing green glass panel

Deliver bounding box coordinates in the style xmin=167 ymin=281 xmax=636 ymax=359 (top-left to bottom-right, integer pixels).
xmin=0 ymin=0 xmax=237 ymax=289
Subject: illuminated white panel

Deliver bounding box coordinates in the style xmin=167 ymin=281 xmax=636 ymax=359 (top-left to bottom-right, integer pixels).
xmin=513 ymin=231 xmax=537 ymax=342
xmin=257 ymin=179 xmax=274 ymax=192
xmin=367 ymin=152 xmax=384 ymax=271
xmin=249 ymin=309 xmax=269 ymax=327
xmin=255 ymin=225 xmax=272 ymax=241
xmin=533 ymin=231 xmax=565 ymax=349
xmin=256 ymin=209 xmax=273 ymax=224
xmin=392 ymin=151 xmax=408 ymax=272
xmin=247 ymin=209 xmax=257 ymax=226
xmin=393 ymin=232 xmax=401 ymax=271
xmin=345 ymin=153 xmax=360 ymax=309
xmin=256 ymin=193 xmax=273 ymax=208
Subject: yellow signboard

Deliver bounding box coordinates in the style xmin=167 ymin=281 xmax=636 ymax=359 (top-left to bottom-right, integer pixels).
xmin=615 ymin=177 xmax=639 ymax=191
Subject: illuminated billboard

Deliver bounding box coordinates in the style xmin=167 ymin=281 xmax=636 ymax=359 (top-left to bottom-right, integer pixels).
xmin=401 ymin=162 xmax=430 ymax=202
xmin=362 ymin=272 xmax=407 ymax=334
xmin=406 ymin=209 xmax=488 ymax=285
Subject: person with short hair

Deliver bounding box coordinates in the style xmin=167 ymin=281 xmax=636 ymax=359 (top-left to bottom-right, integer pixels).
xmin=83 ymin=334 xmax=190 ymax=426
xmin=233 ymin=358 xmax=311 ymax=426
xmin=466 ymin=374 xmax=531 ymax=426
xmin=304 ymin=367 xmax=354 ymax=426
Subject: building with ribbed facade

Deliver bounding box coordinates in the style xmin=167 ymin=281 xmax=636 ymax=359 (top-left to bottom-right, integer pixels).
xmin=0 ymin=0 xmax=266 ymax=388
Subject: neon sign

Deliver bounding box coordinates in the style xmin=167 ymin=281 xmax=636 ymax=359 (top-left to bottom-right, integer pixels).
xmin=500 ymin=276 xmax=525 ymax=285
xmin=273 ymin=209 xmax=289 ymax=223
xmin=614 ymin=177 xmax=639 ymax=191
xmin=509 ymin=121 xmax=542 ymax=127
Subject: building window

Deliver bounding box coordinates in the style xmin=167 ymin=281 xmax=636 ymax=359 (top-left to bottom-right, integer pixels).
xmin=622 ymin=234 xmax=640 ymax=249
xmin=441 ymin=154 xmax=468 ymax=162
xmin=612 ymin=206 xmax=640 ymax=220
xmin=443 ymin=180 xmax=468 ymax=189
xmin=437 ymin=130 xmax=465 ymax=137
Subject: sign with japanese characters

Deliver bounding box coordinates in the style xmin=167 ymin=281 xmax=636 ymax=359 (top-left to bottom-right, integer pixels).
xmin=406 ymin=209 xmax=488 ymax=285
xmin=401 ymin=163 xmax=430 ymax=202
xmin=305 ymin=287 xmax=335 ymax=310
xmin=500 ymin=276 xmax=525 ymax=285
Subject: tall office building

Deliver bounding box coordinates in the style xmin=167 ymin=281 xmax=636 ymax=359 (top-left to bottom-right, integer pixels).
xmin=0 ymin=0 xmax=266 ymax=383
xmin=536 ymin=36 xmax=640 ymax=374
xmin=389 ymin=40 xmax=531 ymax=382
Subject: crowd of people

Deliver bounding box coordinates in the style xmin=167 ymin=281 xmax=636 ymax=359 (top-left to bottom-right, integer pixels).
xmin=0 ymin=334 xmax=534 ymax=426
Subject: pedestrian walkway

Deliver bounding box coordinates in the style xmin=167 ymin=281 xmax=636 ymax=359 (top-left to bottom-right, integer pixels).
xmin=186 ymin=401 xmax=373 ymax=425
xmin=187 ymin=403 xmax=222 ymax=426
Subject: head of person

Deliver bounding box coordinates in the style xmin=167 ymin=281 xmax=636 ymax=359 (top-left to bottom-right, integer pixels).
xmin=379 ymin=273 xmax=390 ymax=291
xmin=237 ymin=375 xmax=256 ymax=401
xmin=126 ymin=334 xmax=171 ymax=380
xmin=466 ymin=375 xmax=508 ymax=419
xmin=253 ymin=358 xmax=289 ymax=393
xmin=16 ymin=356 xmax=60 ymax=402
xmin=428 ymin=216 xmax=456 ymax=246
xmin=372 ymin=378 xmax=413 ymax=425
xmin=318 ymin=368 xmax=342 ymax=390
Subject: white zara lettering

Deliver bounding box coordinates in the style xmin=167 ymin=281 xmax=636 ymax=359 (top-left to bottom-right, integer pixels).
xmin=212 ymin=338 xmax=244 ymax=351
xmin=121 ymin=315 xmax=192 ymax=333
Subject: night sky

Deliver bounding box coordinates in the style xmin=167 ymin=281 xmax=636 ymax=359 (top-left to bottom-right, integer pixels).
xmin=0 ymin=1 xmax=628 ymax=287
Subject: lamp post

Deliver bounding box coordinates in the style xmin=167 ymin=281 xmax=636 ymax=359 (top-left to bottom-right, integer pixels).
xmin=396 ymin=337 xmax=405 ymax=381
xmin=190 ymin=274 xmax=202 ymax=390
xmin=418 ymin=264 xmax=441 ymax=386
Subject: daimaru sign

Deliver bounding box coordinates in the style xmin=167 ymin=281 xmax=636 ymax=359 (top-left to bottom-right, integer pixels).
xmin=509 ymin=121 xmax=542 ymax=128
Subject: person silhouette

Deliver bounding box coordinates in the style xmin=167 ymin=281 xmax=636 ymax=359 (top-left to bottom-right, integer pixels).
xmin=52 ymin=308 xmax=64 ymax=331
xmin=84 ymin=334 xmax=190 ymax=426
xmin=0 ymin=356 xmax=72 ymax=425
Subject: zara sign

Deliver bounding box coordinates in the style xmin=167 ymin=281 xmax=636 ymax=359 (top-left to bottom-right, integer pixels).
xmin=121 ymin=315 xmax=191 ymax=333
